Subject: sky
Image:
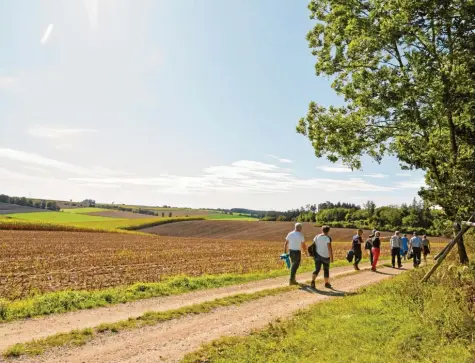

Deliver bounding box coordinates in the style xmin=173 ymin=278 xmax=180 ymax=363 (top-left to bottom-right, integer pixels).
xmin=0 ymin=0 xmax=426 ymax=210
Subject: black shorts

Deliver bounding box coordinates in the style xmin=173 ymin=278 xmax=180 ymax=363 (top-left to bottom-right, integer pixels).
xmin=423 ymin=245 xmax=430 ymax=255
xmin=314 ymin=253 xmax=330 ymax=278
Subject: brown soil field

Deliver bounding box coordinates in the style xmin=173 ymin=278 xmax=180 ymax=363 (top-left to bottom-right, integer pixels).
xmin=86 ymin=210 xmax=152 ymax=219
xmin=142 ymin=220 xmax=449 ymax=243
xmin=1 ymin=230 xmax=443 ymax=300
xmin=0 ymin=203 xmax=48 ymax=215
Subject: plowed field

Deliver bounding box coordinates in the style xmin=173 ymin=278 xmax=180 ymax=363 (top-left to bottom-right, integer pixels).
xmin=143 ymin=221 xmax=449 ymax=242
xmin=0 ymin=230 xmax=445 ymax=300
xmin=144 ymin=221 xmax=394 ymax=241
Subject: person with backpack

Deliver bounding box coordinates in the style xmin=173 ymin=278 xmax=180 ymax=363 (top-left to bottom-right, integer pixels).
xmin=409 ymin=232 xmax=422 ymax=267
xmin=310 ymin=225 xmax=334 ymax=289
xmin=284 ymin=223 xmax=307 ymax=285
xmin=365 ymin=229 xmax=376 ymax=265
xmin=422 ymin=235 xmax=431 ymax=262
xmin=352 ymin=229 xmax=364 ymax=270
xmin=400 ymin=233 xmax=409 ymax=261
xmin=390 ymin=231 xmax=403 ymax=268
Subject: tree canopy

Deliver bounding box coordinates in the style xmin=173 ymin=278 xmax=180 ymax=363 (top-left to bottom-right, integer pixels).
xmin=298 ymin=0 xmax=475 ymax=262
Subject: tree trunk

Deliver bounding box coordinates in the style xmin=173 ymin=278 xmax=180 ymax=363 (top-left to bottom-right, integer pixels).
xmin=454 ymin=222 xmax=470 ymax=264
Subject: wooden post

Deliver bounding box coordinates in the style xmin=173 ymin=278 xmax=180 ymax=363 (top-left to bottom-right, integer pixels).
xmin=421 ymin=213 xmax=475 ymax=283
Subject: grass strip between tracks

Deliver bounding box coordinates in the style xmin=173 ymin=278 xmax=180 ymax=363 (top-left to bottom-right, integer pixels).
xmin=3 ymin=270 xmax=363 ymax=358
xmin=1 ymin=258 xmax=383 ymax=323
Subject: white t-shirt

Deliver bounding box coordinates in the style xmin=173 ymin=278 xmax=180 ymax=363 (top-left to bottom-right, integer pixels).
xmin=314 ymin=233 xmax=332 ymax=258
xmin=286 ymin=231 xmax=305 ymax=251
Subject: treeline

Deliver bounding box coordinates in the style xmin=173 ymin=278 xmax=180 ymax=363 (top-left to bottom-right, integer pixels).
xmin=259 ymin=200 xmax=450 ymax=236
xmin=0 ymin=194 xmax=60 ymax=211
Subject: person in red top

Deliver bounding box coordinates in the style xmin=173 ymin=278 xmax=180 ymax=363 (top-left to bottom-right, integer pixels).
xmin=371 ymin=231 xmax=382 ymax=271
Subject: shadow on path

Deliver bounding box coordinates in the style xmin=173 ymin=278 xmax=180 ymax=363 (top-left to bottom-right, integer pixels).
xmin=298 ymin=284 xmax=353 ymax=297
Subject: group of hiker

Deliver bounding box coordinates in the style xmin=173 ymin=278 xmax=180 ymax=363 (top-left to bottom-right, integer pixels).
xmin=284 ymin=223 xmax=431 ymax=287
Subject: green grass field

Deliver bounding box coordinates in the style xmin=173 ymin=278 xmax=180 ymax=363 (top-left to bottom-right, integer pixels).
xmin=6 ymin=211 xmax=117 ymax=223
xmin=206 ymin=213 xmax=258 ymax=221
xmin=61 ymin=208 xmax=108 ymax=214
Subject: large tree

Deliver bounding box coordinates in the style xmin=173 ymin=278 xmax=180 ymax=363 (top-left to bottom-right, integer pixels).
xmin=298 ymin=0 xmax=475 ymax=263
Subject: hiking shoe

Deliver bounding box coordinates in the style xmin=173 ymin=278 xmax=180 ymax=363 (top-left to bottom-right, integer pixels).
xmin=398 ymin=265 xmax=403 ymax=269
xmin=392 ymin=265 xmax=395 ymax=268
xmin=324 ymin=283 xmax=332 ymax=289
xmin=371 ymin=267 xmax=377 ymax=272
xmin=289 ymin=280 xmax=299 ymax=286
xmin=354 ymin=265 xmax=360 ymax=271
xmin=310 ymin=281 xmax=316 ymax=289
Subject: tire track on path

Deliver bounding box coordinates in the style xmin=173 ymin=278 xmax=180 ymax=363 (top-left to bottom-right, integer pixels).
xmin=15 ymin=264 xmax=411 ymax=363
xmin=1 ymin=263 xmax=373 ymax=350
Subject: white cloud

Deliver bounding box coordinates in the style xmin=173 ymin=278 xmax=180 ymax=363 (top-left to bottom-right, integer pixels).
xmin=0 ymin=148 xmax=398 ymax=201
xmin=0 ymin=147 xmax=126 ymax=177
xmin=316 ymin=164 xmax=353 ymax=173
xmin=83 ymin=0 xmax=99 ymax=30
xmin=232 ymin=160 xmax=279 ymax=171
xmin=70 ymin=159 xmax=395 ymax=195
xmin=364 ymin=173 xmax=388 ymax=179
xmin=279 ymin=158 xmax=293 ymax=164
xmin=266 ymin=154 xmax=293 ymax=164
xmin=27 ymin=127 xmax=99 ymax=139
xmin=0 ymin=76 xmax=18 ymax=89
xmin=40 ymin=24 xmax=54 ymax=45
xmin=0 ymin=148 xmax=91 ymax=174
xmin=394 ymin=179 xmax=425 ymax=189
xmin=396 ymin=172 xmax=411 ymax=177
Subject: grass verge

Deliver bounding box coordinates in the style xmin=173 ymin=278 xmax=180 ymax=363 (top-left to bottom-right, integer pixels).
xmin=182 ymin=263 xmax=475 ymax=363
xmin=3 ymin=271 xmax=362 ymax=358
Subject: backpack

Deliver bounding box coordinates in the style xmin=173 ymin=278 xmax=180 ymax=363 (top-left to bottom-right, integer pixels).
xmin=346 ymin=249 xmax=354 ymax=263
xmin=308 ymin=235 xmax=332 ymax=257
xmin=364 ymin=238 xmax=372 ymax=250
xmin=308 ymin=243 xmax=316 ymax=257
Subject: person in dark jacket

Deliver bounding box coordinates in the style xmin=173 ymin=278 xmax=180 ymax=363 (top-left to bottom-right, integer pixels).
xmin=352 ymin=229 xmax=364 ymax=270
xmin=422 ymin=235 xmax=431 ymax=263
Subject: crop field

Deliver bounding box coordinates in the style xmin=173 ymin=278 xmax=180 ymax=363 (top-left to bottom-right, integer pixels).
xmin=85 ymin=210 xmax=162 ymax=219
xmin=206 ymin=213 xmax=258 ymax=221
xmin=143 ymin=220 xmax=450 ymax=243
xmin=0 ymin=216 xmax=204 ymax=233
xmin=0 ymin=230 xmax=445 ymax=300
xmin=61 ymin=207 xmax=109 ymax=214
xmin=6 ymin=211 xmax=116 ymax=223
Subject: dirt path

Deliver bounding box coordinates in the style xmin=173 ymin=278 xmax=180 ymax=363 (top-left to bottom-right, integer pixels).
xmin=0 ymin=263 xmax=373 ymax=350
xmin=14 ymin=264 xmax=411 ymax=363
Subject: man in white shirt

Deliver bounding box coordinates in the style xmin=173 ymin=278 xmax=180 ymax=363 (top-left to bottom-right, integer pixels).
xmin=284 ymin=223 xmax=307 ymax=285
xmin=310 ymin=225 xmax=334 ymax=289
xmin=390 ymin=231 xmax=402 ymax=268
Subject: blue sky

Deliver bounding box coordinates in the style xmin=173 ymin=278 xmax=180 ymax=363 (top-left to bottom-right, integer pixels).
xmin=0 ymin=0 xmax=425 ymax=210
